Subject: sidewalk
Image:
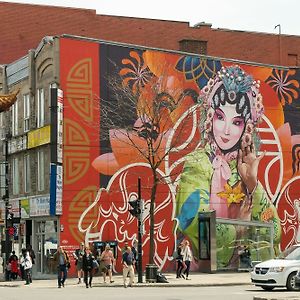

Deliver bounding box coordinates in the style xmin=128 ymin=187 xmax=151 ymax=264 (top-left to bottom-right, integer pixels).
xmin=0 ymin=271 xmax=251 ymax=288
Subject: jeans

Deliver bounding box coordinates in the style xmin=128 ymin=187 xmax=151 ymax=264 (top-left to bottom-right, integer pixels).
xmin=24 ymin=268 xmax=32 ymax=284
xmin=183 ymin=260 xmax=191 ymax=278
xmin=123 ymin=265 xmax=134 ymax=286
xmin=84 ymin=269 xmax=93 ymax=287
xmin=57 ymin=264 xmax=67 ymax=287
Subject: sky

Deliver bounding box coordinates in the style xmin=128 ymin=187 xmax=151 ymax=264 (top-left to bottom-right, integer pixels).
xmin=4 ymin=0 xmax=300 ymax=36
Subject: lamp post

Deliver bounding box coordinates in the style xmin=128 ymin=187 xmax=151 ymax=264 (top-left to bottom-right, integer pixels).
xmin=4 ymin=133 xmax=12 ymax=271
xmin=274 ymin=24 xmax=282 ymax=65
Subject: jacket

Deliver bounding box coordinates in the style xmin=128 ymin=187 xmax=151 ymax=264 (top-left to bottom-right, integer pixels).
xmin=53 ymin=250 xmax=70 ymax=266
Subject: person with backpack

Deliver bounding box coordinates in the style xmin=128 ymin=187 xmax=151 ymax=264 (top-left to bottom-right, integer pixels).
xmin=20 ymin=249 xmax=32 ymax=285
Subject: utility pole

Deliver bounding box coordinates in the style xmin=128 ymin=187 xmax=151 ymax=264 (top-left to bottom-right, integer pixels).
xmin=137 ymin=177 xmax=143 ymax=283
xmin=4 ymin=133 xmax=11 ymax=277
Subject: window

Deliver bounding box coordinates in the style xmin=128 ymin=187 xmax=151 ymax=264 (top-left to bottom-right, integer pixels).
xmin=179 ymin=39 xmax=207 ymax=55
xmin=12 ymin=157 xmax=19 ymax=195
xmin=37 ymin=150 xmax=44 ymax=191
xmin=24 ymin=154 xmax=30 ymax=193
xmin=288 ymin=54 xmax=298 ymax=66
xmin=12 ymin=102 xmax=18 ymax=136
xmin=0 ymin=113 xmax=5 ymax=140
xmin=24 ymin=94 xmax=30 ymax=132
xmin=37 ymin=88 xmax=45 ymax=128
xmin=0 ymin=162 xmax=5 ymax=198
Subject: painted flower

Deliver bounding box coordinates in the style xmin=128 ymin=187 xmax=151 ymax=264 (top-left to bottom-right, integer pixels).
xmin=261 ymin=207 xmax=274 ymax=222
xmin=217 ymin=182 xmax=245 ymax=207
xmin=266 ymin=69 xmax=300 ymax=106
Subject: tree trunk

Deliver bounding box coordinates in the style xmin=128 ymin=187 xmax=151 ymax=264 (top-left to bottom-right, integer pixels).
xmin=148 ymin=170 xmax=158 ymax=265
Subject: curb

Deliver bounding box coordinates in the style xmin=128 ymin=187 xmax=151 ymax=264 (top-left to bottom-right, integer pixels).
xmin=254 ymin=297 xmax=300 ymax=300
xmin=0 ymin=282 xmax=250 ymax=288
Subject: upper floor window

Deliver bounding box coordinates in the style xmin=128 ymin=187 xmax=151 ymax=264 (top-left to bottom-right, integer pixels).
xmin=37 ymin=150 xmax=45 ymax=191
xmin=12 ymin=157 xmax=19 ymax=195
xmin=179 ymin=39 xmax=207 ymax=55
xmin=24 ymin=154 xmax=31 ymax=193
xmin=12 ymin=102 xmax=18 ymax=136
xmin=37 ymin=88 xmax=45 ymax=128
xmin=0 ymin=114 xmax=5 ymax=140
xmin=24 ymin=94 xmax=30 ymax=132
xmin=0 ymin=161 xmax=5 ymax=198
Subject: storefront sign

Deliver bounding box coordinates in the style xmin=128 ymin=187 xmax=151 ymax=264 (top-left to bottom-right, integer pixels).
xmin=8 ymin=135 xmax=27 ymax=154
xmin=29 ymin=195 xmax=50 ymax=216
xmin=27 ymin=125 xmax=51 ymax=149
xmin=50 ymin=164 xmax=63 ymax=215
xmin=21 ymin=199 xmax=30 ymax=218
xmin=57 ymin=89 xmax=63 ymax=164
xmin=9 ymin=199 xmax=20 ymax=218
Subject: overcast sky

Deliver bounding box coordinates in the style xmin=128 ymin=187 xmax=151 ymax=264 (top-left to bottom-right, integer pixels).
xmin=5 ymin=0 xmax=300 ymax=36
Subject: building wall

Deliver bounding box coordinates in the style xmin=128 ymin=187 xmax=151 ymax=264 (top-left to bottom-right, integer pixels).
xmin=0 ymin=2 xmax=300 ymax=67
xmin=59 ymin=36 xmax=300 ymax=272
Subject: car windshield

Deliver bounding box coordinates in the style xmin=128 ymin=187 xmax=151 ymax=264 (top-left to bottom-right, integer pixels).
xmin=278 ymin=245 xmax=300 ymax=260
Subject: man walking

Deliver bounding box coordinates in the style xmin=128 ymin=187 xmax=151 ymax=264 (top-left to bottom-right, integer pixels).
xmin=73 ymin=242 xmax=85 ymax=283
xmin=122 ymin=246 xmax=135 ymax=288
xmin=53 ymin=246 xmax=70 ymax=288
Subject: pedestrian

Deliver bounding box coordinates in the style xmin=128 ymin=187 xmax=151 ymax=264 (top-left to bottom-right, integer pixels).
xmin=238 ymin=245 xmax=252 ymax=268
xmin=131 ymin=239 xmax=138 ymax=272
xmin=26 ymin=244 xmax=36 ymax=265
xmin=121 ymin=241 xmax=129 ymax=254
xmin=100 ymin=244 xmax=115 ymax=283
xmin=82 ymin=246 xmax=94 ymax=288
xmin=73 ymin=242 xmax=85 ymax=284
xmin=182 ymin=240 xmax=192 ymax=280
xmin=8 ymin=251 xmax=19 ymax=280
xmin=53 ymin=246 xmax=70 ymax=288
xmin=175 ymin=242 xmax=185 ymax=279
xmin=20 ymin=248 xmax=32 ymax=285
xmin=122 ymin=246 xmax=135 ymax=288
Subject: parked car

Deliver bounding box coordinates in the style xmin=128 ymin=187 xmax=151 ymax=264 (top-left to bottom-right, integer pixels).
xmin=251 ymin=244 xmax=300 ymax=291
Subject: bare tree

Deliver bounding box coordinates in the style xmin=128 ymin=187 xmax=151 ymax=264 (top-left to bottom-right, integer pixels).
xmin=94 ymin=65 xmax=199 ymax=265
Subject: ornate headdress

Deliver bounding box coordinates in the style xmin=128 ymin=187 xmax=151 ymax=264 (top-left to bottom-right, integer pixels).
xmin=198 ymin=65 xmax=264 ymax=149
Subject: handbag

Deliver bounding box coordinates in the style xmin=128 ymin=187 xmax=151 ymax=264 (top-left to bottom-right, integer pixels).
xmin=92 ymin=259 xmax=99 ymax=269
xmin=66 ymin=262 xmax=71 ymax=269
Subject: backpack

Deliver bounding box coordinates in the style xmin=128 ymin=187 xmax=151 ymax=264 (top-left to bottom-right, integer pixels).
xmin=156 ymin=272 xmax=169 ymax=283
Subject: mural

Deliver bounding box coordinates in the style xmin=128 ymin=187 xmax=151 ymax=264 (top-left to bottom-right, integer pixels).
xmin=59 ymin=37 xmax=300 ymax=272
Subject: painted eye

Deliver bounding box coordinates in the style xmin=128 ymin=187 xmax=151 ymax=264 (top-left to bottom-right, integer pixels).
xmin=233 ymin=120 xmax=242 ymax=126
xmin=216 ymin=112 xmax=224 ymax=121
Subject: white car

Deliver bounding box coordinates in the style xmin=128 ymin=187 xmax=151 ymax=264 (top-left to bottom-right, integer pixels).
xmin=251 ymin=244 xmax=300 ymax=291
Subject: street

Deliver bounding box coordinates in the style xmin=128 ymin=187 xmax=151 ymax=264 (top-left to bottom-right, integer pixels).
xmin=0 ymin=284 xmax=299 ymax=300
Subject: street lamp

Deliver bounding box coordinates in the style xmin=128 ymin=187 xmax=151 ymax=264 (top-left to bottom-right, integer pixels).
xmin=4 ymin=133 xmax=12 ymax=266
xmin=274 ymin=24 xmax=282 ymax=65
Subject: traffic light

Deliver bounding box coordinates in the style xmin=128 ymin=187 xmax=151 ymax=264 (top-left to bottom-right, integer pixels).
xmin=128 ymin=199 xmax=141 ymax=218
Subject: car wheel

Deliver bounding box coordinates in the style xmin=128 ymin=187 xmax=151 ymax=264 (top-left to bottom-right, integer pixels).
xmin=286 ymin=272 xmax=300 ymax=291
xmin=261 ymin=286 xmax=275 ymax=291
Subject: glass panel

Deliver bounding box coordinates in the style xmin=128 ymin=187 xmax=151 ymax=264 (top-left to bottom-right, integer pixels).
xmin=199 ymin=219 xmax=210 ymax=259
xmin=216 ymin=222 xmax=273 ymax=271
xmin=44 ymin=221 xmax=58 ymax=274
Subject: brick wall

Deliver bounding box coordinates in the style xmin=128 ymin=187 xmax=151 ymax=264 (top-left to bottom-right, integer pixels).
xmin=1 ymin=2 xmax=299 ymax=66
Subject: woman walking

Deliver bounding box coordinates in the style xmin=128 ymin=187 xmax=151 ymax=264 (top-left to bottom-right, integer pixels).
xmin=82 ymin=246 xmax=94 ymax=288
xmin=20 ymin=249 xmax=32 ymax=285
xmin=176 ymin=242 xmax=185 ymax=279
xmin=182 ymin=240 xmax=192 ymax=280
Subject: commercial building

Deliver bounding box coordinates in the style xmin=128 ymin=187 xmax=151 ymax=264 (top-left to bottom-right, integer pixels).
xmin=0 ymin=34 xmax=299 ymax=277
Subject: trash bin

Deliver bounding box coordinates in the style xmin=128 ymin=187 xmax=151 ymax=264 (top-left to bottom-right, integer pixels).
xmin=145 ymin=264 xmax=158 ymax=283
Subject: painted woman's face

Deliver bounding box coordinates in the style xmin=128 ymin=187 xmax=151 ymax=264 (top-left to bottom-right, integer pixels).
xmin=212 ymin=103 xmax=245 ymax=151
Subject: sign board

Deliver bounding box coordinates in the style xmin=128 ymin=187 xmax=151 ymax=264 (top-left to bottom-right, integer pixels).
xmin=29 ymin=195 xmax=50 ymax=216
xmin=27 ymin=125 xmax=51 ymax=149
